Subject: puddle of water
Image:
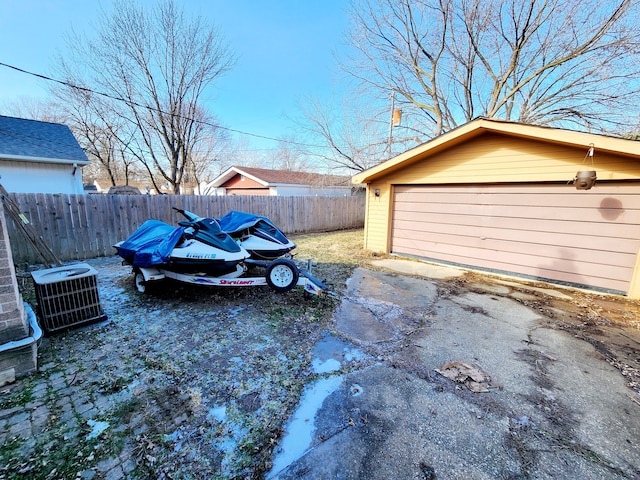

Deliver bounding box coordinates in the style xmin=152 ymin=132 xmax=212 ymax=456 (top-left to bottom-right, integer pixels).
xmin=86 ymin=419 xmax=110 ymax=439
xmin=312 ymin=357 xmax=341 ymax=374
xmin=267 ymin=375 xmax=343 ymax=478
xmin=207 ymin=406 xmax=227 ymax=423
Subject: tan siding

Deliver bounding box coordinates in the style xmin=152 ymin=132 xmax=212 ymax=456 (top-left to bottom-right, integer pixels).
xmin=363 ymin=183 xmax=392 ymax=251
xmin=391 ymin=183 xmax=640 ymax=294
xmin=383 ymin=134 xmax=640 ymax=185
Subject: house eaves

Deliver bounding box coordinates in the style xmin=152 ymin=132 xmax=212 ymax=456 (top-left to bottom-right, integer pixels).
xmin=0 ymin=153 xmax=90 ymax=166
xmin=352 ymin=117 xmax=640 ymax=184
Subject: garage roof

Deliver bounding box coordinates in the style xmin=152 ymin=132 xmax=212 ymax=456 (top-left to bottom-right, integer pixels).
xmin=352 ymin=118 xmax=640 ymax=184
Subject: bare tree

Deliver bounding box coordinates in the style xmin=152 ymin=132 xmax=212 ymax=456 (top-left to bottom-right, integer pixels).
xmin=49 ymin=82 xmax=139 ymax=187
xmin=271 ymin=136 xmax=313 ymax=171
xmin=345 ymin=0 xmax=640 ymax=137
xmin=184 ymin=109 xmax=233 ymax=193
xmin=0 ymin=97 xmax=65 ymax=124
xmin=222 ymin=137 xmax=261 ymax=171
xmin=59 ymin=0 xmax=234 ymax=193
xmin=298 ymin=94 xmax=415 ymax=173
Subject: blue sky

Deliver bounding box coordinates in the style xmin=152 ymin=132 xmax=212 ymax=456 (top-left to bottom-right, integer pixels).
xmin=0 ymin=0 xmax=352 ymax=152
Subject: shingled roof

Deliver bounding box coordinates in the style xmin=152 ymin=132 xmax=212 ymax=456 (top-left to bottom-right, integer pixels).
xmin=209 ymin=166 xmax=351 ymax=188
xmin=0 ymin=115 xmax=89 ymax=164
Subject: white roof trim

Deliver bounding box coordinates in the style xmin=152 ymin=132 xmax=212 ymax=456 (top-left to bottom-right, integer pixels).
xmin=232 ymin=167 xmax=269 ymax=186
xmin=0 ymin=153 xmax=90 ymax=166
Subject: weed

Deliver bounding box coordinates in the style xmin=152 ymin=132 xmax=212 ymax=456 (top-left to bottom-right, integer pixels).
xmin=98 ymin=375 xmax=131 ymax=394
xmin=0 ymin=380 xmax=34 ymax=409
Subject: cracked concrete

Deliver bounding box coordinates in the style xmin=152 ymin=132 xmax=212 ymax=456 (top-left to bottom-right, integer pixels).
xmin=270 ymin=264 xmax=640 ymax=479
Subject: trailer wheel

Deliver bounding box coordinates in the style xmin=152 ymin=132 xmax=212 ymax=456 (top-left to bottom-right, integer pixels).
xmin=134 ymin=270 xmax=148 ymax=294
xmin=266 ymin=259 xmax=299 ymax=293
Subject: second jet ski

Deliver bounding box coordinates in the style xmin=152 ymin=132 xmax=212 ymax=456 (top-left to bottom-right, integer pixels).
xmin=175 ymin=208 xmax=296 ymax=260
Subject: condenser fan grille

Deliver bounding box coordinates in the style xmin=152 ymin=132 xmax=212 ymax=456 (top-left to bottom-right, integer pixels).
xmin=31 ymin=264 xmax=107 ymax=334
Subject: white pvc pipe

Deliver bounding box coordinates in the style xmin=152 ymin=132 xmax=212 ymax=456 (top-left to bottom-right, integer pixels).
xmin=0 ymin=303 xmax=42 ymax=354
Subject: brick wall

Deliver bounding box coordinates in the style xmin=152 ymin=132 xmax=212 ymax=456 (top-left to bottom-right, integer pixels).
xmin=0 ymin=203 xmax=34 ymax=380
xmin=0 ymin=205 xmax=26 ymax=344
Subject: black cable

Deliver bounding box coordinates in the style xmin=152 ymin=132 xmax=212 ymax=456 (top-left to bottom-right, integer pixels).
xmin=0 ymin=62 xmax=328 ymax=149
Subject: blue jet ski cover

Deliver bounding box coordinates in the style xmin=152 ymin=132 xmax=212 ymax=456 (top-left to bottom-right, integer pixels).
xmin=117 ymin=220 xmax=185 ymax=267
xmin=217 ymin=210 xmax=275 ymax=234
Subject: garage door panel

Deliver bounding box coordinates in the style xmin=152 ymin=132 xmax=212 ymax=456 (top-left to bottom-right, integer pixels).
xmin=394 ymin=202 xmax=640 ymax=225
xmin=392 ymin=214 xmax=640 ymax=241
xmin=390 ymin=236 xmax=632 ymax=289
xmin=391 ymin=233 xmax=635 ymax=271
xmin=391 ymin=183 xmax=640 ymax=293
xmin=395 ymin=190 xmax=640 ymax=209
xmin=392 ymin=220 xmax=640 ymax=255
xmin=398 ymin=183 xmax=640 ymax=198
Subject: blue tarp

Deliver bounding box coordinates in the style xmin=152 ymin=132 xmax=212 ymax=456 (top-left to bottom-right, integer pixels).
xmin=217 ymin=210 xmax=273 ymax=234
xmin=116 ymin=220 xmax=185 ymax=268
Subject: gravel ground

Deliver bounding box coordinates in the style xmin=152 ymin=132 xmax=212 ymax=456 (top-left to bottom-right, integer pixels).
xmin=1 ymin=229 xmax=639 ymax=479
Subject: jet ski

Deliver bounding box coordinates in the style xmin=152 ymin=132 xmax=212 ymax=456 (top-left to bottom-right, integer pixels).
xmin=175 ymin=208 xmax=296 ymax=261
xmin=114 ymin=214 xmax=250 ymax=277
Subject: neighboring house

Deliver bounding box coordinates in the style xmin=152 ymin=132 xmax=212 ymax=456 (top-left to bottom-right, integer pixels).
xmin=203 ymin=166 xmax=353 ymax=196
xmin=88 ymin=177 xmax=196 ymax=195
xmin=0 ymin=115 xmax=89 ymax=194
xmin=107 ymin=185 xmax=142 ymax=195
xmin=352 ymin=117 xmax=640 ymax=298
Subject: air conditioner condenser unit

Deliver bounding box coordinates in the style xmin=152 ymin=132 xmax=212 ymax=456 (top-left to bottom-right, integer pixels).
xmin=31 ymin=263 xmax=107 ymax=334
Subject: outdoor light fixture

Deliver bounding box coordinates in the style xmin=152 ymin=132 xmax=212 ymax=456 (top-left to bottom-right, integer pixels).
xmin=374 ymin=188 xmax=381 ymax=197
xmin=573 ymin=145 xmax=597 ymax=190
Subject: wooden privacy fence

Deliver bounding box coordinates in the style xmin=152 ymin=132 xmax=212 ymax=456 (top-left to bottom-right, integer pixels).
xmin=5 ymin=193 xmax=365 ymax=265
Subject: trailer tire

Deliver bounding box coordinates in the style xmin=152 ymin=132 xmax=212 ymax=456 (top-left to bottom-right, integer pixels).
xmin=134 ymin=270 xmax=149 ymax=294
xmin=266 ymin=259 xmax=299 ymax=293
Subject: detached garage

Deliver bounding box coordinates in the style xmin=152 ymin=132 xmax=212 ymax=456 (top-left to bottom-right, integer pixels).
xmin=352 ymin=118 xmax=640 ymax=298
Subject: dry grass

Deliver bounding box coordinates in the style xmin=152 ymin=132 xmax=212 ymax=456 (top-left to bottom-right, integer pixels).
xmin=291 ymin=228 xmax=386 ymax=293
xmin=292 ymin=229 xmax=367 ymax=265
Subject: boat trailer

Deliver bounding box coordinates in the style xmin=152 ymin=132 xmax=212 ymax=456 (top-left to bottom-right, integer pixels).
xmin=131 ymin=257 xmax=333 ymax=297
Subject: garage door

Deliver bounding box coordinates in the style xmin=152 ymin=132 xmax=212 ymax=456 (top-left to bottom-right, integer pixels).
xmin=391 ymin=183 xmax=640 ymax=293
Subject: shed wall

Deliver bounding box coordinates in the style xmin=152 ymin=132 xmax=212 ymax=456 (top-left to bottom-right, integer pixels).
xmin=382 ymin=133 xmax=640 ymax=185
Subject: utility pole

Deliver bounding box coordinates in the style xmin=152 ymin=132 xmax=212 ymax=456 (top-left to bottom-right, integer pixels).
xmin=386 ymin=90 xmax=396 ymax=158
xmin=386 ymin=89 xmax=402 ymax=158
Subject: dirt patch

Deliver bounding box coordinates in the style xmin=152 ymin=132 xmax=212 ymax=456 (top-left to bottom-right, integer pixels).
xmin=448 ymin=270 xmax=640 ymax=397
xmin=518 ymin=286 xmax=640 ymax=395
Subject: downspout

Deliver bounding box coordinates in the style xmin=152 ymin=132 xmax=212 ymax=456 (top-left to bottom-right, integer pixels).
xmin=0 ymin=303 xmax=42 ymax=354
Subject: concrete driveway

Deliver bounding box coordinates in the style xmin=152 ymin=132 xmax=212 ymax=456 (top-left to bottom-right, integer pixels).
xmin=268 ymin=260 xmax=640 ymax=479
